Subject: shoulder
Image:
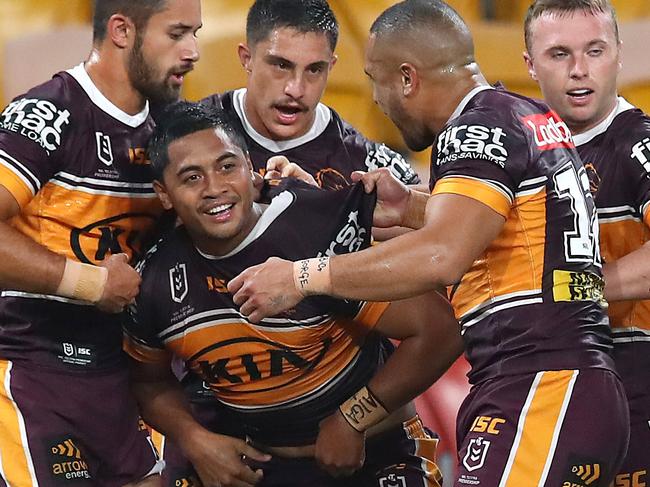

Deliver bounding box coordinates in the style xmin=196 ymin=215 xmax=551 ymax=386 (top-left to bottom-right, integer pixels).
xmin=135 ymin=227 xmax=193 ymax=284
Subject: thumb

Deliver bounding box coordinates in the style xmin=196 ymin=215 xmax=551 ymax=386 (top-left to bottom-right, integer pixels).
xmin=114 ymin=253 xmax=130 ymax=263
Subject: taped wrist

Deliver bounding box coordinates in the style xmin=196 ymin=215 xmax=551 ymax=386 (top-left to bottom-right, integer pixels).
xmin=338 ymin=385 xmax=389 ymax=432
xmin=56 ymin=258 xmax=108 ymax=303
xmin=293 ymin=257 xmax=331 ymax=296
xmin=402 ymin=189 xmax=426 ymax=229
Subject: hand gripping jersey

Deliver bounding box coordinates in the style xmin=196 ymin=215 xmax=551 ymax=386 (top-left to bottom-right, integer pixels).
xmin=0 ymin=64 xmax=162 ymax=370
xmin=429 ymin=86 xmax=614 ymax=385
xmin=201 ymin=89 xmax=420 ymax=189
xmin=124 ymin=180 xmax=389 ymax=446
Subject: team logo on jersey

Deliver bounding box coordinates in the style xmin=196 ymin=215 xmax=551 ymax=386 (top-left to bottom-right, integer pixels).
xmin=583 ymin=162 xmax=600 ymax=196
xmin=170 ymin=263 xmax=188 ymax=303
xmin=521 ymin=111 xmax=574 ymax=151
xmin=378 ymin=473 xmax=407 ymax=487
xmin=437 ymin=124 xmax=509 ymax=167
xmin=95 ymin=131 xmax=114 ymax=165
xmin=47 ymin=437 xmax=92 ymax=481
xmin=462 ymin=437 xmax=490 ymax=472
xmin=630 ymin=136 xmax=650 ymax=173
xmin=315 ymin=168 xmax=348 ymax=190
xmin=0 ymin=97 xmax=70 ymax=153
xmin=319 ymin=210 xmax=367 ymax=257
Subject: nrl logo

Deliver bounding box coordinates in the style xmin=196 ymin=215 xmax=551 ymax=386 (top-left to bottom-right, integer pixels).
xmin=95 ymin=131 xmax=114 ymax=166
xmin=169 ymin=263 xmax=188 ymax=303
xmin=463 ymin=436 xmax=491 ymax=472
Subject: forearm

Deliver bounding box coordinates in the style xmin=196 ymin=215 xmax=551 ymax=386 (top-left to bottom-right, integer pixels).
xmin=131 ymin=375 xmax=207 ymax=450
xmin=368 ymin=333 xmax=463 ymax=412
xmin=603 ymin=241 xmax=650 ymax=301
xmin=0 ymin=220 xmax=65 ymax=293
xmin=329 ymin=226 xmax=459 ymax=301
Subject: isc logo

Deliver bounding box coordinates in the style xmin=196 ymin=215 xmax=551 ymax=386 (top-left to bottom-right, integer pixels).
xmin=521 ymin=111 xmax=574 ymax=151
xmin=470 ymin=415 xmax=505 ymax=435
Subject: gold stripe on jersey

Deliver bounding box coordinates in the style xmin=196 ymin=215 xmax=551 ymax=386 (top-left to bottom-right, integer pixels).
xmin=123 ymin=335 xmax=171 ymax=364
xmin=499 ymin=370 xmax=578 ymax=487
xmin=11 ymin=181 xmax=161 ymax=262
xmin=432 ymin=177 xmax=512 ymax=218
xmin=0 ymin=163 xmax=33 ymax=209
xmin=405 ymin=416 xmax=444 ymax=487
xmin=599 ymin=217 xmax=650 ymax=331
xmin=128 ymin=302 xmax=388 ymax=409
xmin=0 ymin=360 xmax=37 ymax=486
xmin=453 ymin=189 xmax=547 ymax=327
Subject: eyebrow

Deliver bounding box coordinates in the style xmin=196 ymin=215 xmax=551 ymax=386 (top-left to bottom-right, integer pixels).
xmin=175 ymin=151 xmax=239 ymax=177
xmin=546 ymin=38 xmax=608 ymax=52
xmin=168 ymin=22 xmax=203 ymax=31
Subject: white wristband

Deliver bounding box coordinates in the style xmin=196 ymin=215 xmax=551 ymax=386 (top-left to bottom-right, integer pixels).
xmin=293 ymin=257 xmax=331 ymax=296
xmin=56 ymin=258 xmax=108 ymax=303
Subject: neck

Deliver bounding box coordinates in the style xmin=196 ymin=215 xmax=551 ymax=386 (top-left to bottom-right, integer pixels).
xmin=568 ymin=96 xmax=619 ymax=135
xmin=84 ymin=47 xmax=146 ymax=115
xmin=429 ymin=67 xmax=488 ymax=135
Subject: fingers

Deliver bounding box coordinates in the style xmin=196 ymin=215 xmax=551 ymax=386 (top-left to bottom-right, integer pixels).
xmin=265 ymin=155 xmax=291 ymax=174
xmin=241 ymin=444 xmax=271 ymax=463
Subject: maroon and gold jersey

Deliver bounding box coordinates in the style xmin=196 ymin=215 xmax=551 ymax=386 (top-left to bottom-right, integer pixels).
xmin=430 ymin=86 xmax=613 ymax=385
xmin=201 ymin=89 xmax=420 ymax=189
xmin=0 ymin=64 xmax=162 ymax=370
xmin=124 ymin=180 xmax=389 ymax=445
xmin=575 ymin=98 xmax=650 ymax=339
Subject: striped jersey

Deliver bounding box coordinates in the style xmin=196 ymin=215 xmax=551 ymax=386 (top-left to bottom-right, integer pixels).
xmin=430 ymin=86 xmax=614 ymax=385
xmin=574 ymin=97 xmax=650 ymax=342
xmin=201 ymin=89 xmax=420 ymax=189
xmin=124 ymin=180 xmax=389 ymax=445
xmin=0 ymin=64 xmax=162 ymax=371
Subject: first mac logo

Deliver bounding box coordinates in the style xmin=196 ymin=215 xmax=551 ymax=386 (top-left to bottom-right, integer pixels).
xmin=0 ymin=98 xmax=70 ymax=153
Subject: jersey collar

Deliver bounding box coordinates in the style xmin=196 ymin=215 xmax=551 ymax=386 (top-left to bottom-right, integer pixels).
xmin=67 ymin=63 xmax=150 ymax=128
xmin=572 ymin=97 xmax=635 ymax=146
xmin=446 ymin=84 xmax=494 ymax=125
xmin=232 ymin=88 xmax=331 ymax=152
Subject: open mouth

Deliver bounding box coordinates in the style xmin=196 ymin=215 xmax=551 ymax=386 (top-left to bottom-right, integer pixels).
xmin=274 ymin=105 xmax=305 ymax=124
xmin=205 ymin=203 xmax=234 ymax=217
xmin=567 ymin=88 xmax=594 ymax=98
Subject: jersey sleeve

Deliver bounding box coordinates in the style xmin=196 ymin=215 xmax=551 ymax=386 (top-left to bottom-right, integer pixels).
xmin=340 ymin=117 xmax=421 ymax=185
xmin=0 ymin=87 xmax=71 ymax=208
xmin=123 ymin=247 xmax=172 ymax=364
xmin=431 ymin=109 xmax=530 ymax=218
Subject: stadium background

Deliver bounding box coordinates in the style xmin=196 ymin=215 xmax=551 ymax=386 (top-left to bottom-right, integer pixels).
xmin=2 ymin=1 xmax=649 ymax=484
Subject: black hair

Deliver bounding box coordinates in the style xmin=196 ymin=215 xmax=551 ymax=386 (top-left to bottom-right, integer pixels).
xmin=246 ymin=0 xmax=338 ymax=51
xmin=148 ymin=101 xmax=249 ymax=181
xmin=93 ymin=0 xmax=168 ymax=42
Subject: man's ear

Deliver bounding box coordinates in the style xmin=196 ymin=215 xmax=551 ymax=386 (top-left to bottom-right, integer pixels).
xmin=153 ymin=180 xmax=173 ymax=210
xmin=523 ymin=51 xmax=538 ymax=82
xmin=400 ymin=63 xmax=418 ymax=97
xmin=106 ymin=14 xmax=134 ymax=49
xmin=238 ymin=43 xmax=253 ymax=73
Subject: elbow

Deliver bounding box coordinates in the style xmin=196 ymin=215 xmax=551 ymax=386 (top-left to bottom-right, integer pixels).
xmin=428 ymin=248 xmax=468 ymax=287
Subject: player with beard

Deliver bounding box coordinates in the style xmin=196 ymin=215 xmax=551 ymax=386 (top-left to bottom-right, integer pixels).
xmin=524 ymin=1 xmax=650 ymax=484
xmin=0 ymin=0 xmax=200 ymax=485
xmin=229 ymin=1 xmax=630 ymax=485
xmin=125 ymin=101 xmax=459 ymax=487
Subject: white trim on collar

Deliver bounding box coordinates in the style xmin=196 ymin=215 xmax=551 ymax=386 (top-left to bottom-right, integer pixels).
xmin=446 ymin=84 xmax=494 ymax=125
xmin=572 ymin=97 xmax=635 ymax=146
xmin=196 ymin=192 xmax=294 ymax=260
xmin=66 ymin=63 xmax=149 ymax=128
xmin=232 ymin=88 xmax=331 ymax=152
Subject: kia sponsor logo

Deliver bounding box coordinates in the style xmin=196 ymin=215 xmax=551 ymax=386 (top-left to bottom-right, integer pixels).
xmin=0 ymin=98 xmax=70 ymax=153
xmin=437 ymin=124 xmax=509 ymax=167
xmin=521 ymin=111 xmax=574 ymax=150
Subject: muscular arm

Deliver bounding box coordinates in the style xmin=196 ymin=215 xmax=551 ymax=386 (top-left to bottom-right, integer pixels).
xmin=367 ymin=290 xmax=463 ymax=411
xmin=603 ymin=240 xmax=650 ymax=301
xmin=0 ymin=186 xmax=65 ymax=293
xmin=230 ymin=192 xmax=505 ymax=322
xmin=129 ymin=359 xmax=269 ymax=487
